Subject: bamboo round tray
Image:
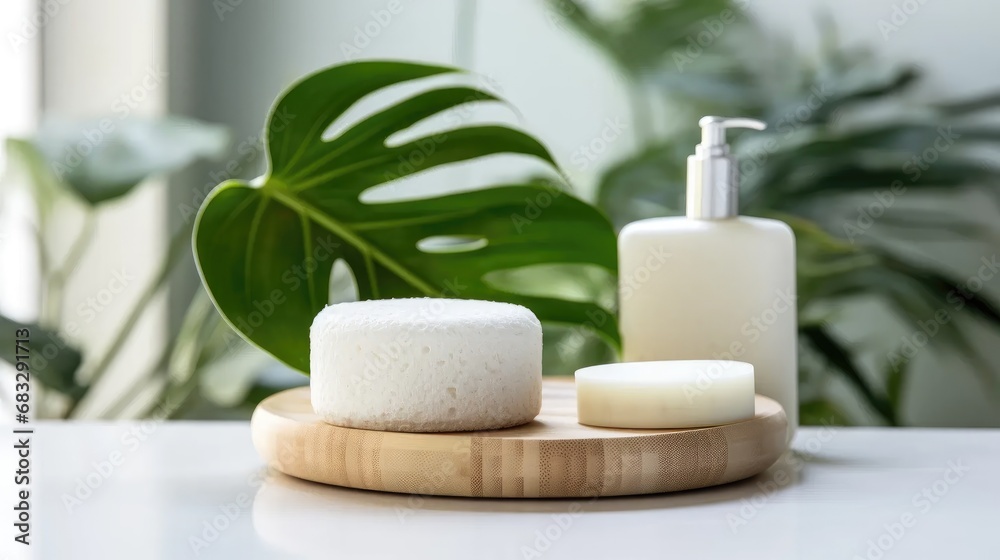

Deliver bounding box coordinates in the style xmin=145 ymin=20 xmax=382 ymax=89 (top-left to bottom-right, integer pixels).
xmin=251 ymin=380 xmax=787 ymax=498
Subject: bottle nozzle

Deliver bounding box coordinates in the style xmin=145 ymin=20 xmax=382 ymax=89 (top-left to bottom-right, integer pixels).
xmin=698 ymin=116 xmax=767 ymax=148
xmin=687 ymin=116 xmax=767 ymax=220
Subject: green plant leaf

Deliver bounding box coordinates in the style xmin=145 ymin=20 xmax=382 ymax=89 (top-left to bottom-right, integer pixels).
xmin=885 ymin=356 xmax=910 ymax=412
xmin=779 ymin=215 xmax=880 ymax=306
xmin=0 ymin=314 xmax=84 ymax=398
xmin=550 ymin=0 xmax=1000 ymax=426
xmin=771 ymin=67 xmax=919 ymax=125
xmin=799 ymin=399 xmax=852 ymax=426
xmin=594 ymin=142 xmax=688 ymax=229
xmin=3 ymin=139 xmax=65 ymax=226
xmin=547 ymin=0 xmax=761 ymax=120
xmin=194 ymin=61 xmax=620 ymax=373
xmin=545 ymin=0 xmax=734 ymax=75
xmin=801 ymin=324 xmax=897 ymax=425
xmin=545 ymin=0 xmax=623 ymax=68
xmin=30 ymin=116 xmax=229 ymax=205
xmin=865 ymin=208 xmax=994 ymax=241
xmin=863 ymin=251 xmax=1000 ymax=391
xmin=936 ymin=92 xmax=1000 ymax=115
xmin=879 ymin=253 xmax=1000 ymax=326
xmin=616 ymin=0 xmax=734 ymax=71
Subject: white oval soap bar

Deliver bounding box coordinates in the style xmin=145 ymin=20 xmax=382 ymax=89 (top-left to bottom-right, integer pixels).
xmin=575 ymin=360 xmax=755 ymax=429
xmin=310 ymin=298 xmax=542 ymax=432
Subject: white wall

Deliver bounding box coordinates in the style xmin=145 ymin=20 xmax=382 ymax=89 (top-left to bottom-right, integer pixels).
xmin=168 ymin=0 xmax=1000 ymax=426
xmin=43 ymin=0 xmax=169 ymax=417
xmin=0 ymin=0 xmax=41 ymax=362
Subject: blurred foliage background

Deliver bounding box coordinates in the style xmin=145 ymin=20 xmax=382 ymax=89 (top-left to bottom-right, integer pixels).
xmin=540 ymin=0 xmax=1000 ymax=425
xmin=4 ymin=0 xmax=1000 ymax=425
xmin=2 ymin=119 xmax=291 ymax=420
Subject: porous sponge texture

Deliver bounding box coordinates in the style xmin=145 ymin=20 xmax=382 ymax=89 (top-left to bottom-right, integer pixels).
xmin=310 ymin=298 xmax=543 ymax=432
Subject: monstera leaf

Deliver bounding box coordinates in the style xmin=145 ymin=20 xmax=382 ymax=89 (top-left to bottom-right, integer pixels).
xmin=193 ymin=61 xmax=619 ymax=373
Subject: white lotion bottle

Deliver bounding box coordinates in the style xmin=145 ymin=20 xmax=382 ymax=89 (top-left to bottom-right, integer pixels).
xmin=618 ymin=116 xmax=798 ymax=437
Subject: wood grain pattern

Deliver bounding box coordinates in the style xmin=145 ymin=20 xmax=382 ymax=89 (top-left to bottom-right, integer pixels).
xmin=251 ymin=380 xmax=788 ymax=498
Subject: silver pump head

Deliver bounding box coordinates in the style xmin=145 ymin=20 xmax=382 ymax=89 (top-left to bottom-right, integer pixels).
xmin=686 ymin=116 xmax=767 ymax=219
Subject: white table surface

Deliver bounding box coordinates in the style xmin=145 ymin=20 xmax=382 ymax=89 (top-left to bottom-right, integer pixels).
xmin=5 ymin=424 xmax=998 ymax=559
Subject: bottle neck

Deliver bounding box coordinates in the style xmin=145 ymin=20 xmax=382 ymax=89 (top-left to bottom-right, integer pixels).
xmin=685 ymin=145 xmax=739 ymax=220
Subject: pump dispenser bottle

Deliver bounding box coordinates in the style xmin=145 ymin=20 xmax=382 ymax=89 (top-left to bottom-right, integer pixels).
xmin=618 ymin=116 xmax=798 ymax=436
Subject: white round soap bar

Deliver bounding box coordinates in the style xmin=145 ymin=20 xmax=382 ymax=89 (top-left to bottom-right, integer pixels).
xmin=310 ymin=298 xmax=542 ymax=432
xmin=575 ymin=360 xmax=755 ymax=429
